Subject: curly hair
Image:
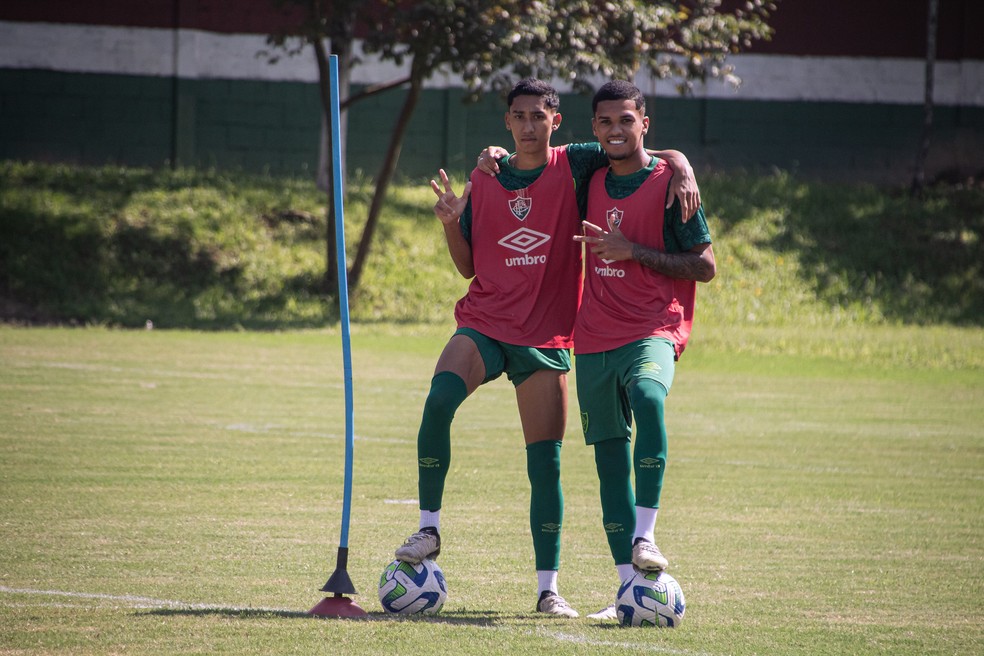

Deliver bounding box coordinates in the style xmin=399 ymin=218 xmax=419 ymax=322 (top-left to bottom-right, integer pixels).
xmin=592 ymin=80 xmax=645 ymax=114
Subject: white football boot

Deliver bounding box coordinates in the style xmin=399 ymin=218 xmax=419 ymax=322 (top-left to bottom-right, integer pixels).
xmin=536 ymin=591 xmax=579 ymax=618
xmin=587 ymin=604 xmax=618 ymax=620
xmin=395 ymin=526 xmax=441 ymax=564
xmin=631 ymin=538 xmax=668 ymax=571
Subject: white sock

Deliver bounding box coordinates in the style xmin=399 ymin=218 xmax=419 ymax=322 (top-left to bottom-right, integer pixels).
xmin=634 ymin=506 xmax=658 ymax=543
xmin=616 ymin=563 xmax=636 ymax=582
xmin=419 ymin=510 xmax=440 ymax=532
xmin=537 ymin=570 xmax=558 ymax=596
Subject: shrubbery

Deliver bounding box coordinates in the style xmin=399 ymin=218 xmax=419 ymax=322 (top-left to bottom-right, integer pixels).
xmin=2 ymin=161 xmax=981 ymax=329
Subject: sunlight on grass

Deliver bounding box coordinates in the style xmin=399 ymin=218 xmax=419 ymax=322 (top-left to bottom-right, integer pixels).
xmin=3 ymin=162 xmax=982 ymax=329
xmin=0 ymin=326 xmax=981 ymax=655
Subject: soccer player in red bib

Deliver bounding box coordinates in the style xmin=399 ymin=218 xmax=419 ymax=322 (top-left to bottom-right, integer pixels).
xmin=394 ymin=78 xmax=697 ymax=617
xmin=573 ymin=80 xmax=717 ymax=621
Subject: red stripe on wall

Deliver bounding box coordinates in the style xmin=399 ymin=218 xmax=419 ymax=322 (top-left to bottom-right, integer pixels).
xmin=0 ymin=0 xmax=305 ymax=34
xmin=732 ymin=0 xmax=982 ymax=60
xmin=3 ymin=0 xmax=981 ymax=60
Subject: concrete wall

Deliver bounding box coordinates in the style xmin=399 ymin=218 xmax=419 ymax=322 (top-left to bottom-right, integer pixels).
xmin=1 ymin=1 xmax=982 ymax=182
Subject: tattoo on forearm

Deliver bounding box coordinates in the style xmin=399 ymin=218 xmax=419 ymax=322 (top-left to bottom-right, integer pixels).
xmin=632 ymin=244 xmax=711 ymax=281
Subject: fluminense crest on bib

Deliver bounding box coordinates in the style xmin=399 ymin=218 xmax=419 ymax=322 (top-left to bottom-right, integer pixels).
xmin=509 ymin=190 xmax=532 ymax=221
xmin=599 ymin=207 xmax=625 ymax=265
xmin=606 ymin=207 xmax=623 ymax=230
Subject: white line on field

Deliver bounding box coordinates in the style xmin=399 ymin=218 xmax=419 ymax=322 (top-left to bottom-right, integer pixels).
xmin=0 ymin=586 xmax=294 ymax=614
xmin=534 ymin=627 xmax=721 ymax=655
xmin=221 ymin=423 xmax=411 ymax=444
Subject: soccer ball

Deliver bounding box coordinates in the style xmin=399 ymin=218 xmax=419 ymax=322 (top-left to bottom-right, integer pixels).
xmin=378 ymin=559 xmax=447 ymax=615
xmin=616 ymin=570 xmax=686 ymax=628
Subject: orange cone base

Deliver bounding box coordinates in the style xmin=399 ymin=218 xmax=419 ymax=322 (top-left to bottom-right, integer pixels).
xmin=308 ymin=594 xmax=368 ymax=618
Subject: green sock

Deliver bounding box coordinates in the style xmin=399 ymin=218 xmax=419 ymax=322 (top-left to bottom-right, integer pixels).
xmin=593 ymin=437 xmax=634 ymax=565
xmin=416 ymin=372 xmax=467 ymax=511
xmin=526 ymin=440 xmax=563 ymax=571
xmin=628 ymin=378 xmax=668 ymax=508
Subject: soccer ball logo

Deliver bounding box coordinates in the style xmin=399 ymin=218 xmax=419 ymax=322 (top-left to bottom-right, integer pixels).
xmin=378 ymin=559 xmax=448 ymax=615
xmin=616 ymin=570 xmax=686 ymax=628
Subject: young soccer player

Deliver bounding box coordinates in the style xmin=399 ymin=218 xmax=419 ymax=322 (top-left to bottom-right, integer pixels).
xmin=571 ymin=80 xmax=716 ymax=620
xmin=395 ymin=78 xmax=698 ymax=617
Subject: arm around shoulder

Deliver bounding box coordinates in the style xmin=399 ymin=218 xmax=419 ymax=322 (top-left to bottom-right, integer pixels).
xmin=649 ymin=149 xmax=700 ymax=220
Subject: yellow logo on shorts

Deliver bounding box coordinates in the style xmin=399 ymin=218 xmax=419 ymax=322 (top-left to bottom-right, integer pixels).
xmin=580 ymin=411 xmax=589 ymax=433
xmin=640 ymin=362 xmax=662 ymax=374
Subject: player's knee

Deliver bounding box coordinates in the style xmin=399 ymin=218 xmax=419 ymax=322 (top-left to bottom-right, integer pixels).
xmin=526 ymin=440 xmax=561 ymax=484
xmin=593 ymin=438 xmax=632 ymax=477
xmin=628 ymin=378 xmax=667 ymax=417
xmin=423 ymin=371 xmax=468 ymax=420
xmin=527 ymin=460 xmax=561 ymax=486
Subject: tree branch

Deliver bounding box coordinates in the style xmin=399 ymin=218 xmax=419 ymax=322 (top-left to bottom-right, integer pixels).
xmin=340 ymin=76 xmax=413 ymax=110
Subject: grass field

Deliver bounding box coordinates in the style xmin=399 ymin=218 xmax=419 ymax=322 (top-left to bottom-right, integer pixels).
xmin=1 ymin=323 xmax=981 ymax=655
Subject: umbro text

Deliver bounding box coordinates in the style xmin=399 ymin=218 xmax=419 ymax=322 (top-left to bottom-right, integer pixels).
xmin=594 ymin=265 xmax=626 ymax=278
xmin=505 ymin=254 xmax=547 ymax=267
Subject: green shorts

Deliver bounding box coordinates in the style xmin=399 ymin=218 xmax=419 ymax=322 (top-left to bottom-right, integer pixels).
xmin=456 ymin=327 xmax=571 ymax=388
xmin=575 ymin=337 xmax=676 ymax=444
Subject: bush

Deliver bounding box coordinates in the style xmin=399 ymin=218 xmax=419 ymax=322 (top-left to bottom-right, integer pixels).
xmin=2 ymin=161 xmax=982 ymax=329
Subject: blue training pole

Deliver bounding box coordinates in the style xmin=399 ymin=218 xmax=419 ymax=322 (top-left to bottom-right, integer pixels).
xmin=329 ymin=54 xmax=355 ymax=552
xmin=318 ymin=53 xmax=358 ymax=598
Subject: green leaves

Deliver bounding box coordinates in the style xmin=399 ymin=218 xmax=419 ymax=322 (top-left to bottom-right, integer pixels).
xmin=329 ymin=0 xmax=777 ymax=98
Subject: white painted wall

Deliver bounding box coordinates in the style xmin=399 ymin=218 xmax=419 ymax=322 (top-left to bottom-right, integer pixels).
xmin=2 ymin=20 xmax=982 ymax=107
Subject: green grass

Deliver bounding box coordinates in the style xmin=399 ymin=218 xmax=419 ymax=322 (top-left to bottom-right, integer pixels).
xmin=2 ymin=160 xmax=983 ymax=652
xmin=2 ymin=161 xmax=983 ymax=328
xmin=1 ymin=324 xmax=982 ymax=655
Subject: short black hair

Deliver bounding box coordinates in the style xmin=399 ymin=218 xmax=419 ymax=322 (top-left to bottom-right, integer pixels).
xmin=592 ymin=80 xmax=645 ymax=114
xmin=507 ymin=78 xmax=560 ymax=110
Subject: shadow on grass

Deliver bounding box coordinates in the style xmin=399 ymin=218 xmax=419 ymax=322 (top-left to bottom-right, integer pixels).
xmin=144 ymin=607 xmax=313 ymax=619
xmin=143 ymin=607 xmax=503 ymax=626
xmin=1 ymin=162 xmax=338 ymax=329
xmin=708 ymin=172 xmax=984 ymax=325
xmin=5 ymin=162 xmax=983 ymax=328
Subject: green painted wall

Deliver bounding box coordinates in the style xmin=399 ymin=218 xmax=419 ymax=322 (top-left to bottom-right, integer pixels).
xmin=1 ymin=69 xmax=174 ymax=168
xmin=2 ymin=69 xmax=982 ymax=182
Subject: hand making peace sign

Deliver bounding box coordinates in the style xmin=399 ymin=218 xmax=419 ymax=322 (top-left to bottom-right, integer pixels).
xmin=574 ymin=220 xmax=636 ymax=262
xmin=430 ymin=169 xmax=472 ymax=226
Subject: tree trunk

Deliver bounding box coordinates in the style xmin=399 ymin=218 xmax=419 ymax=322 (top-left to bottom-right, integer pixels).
xmin=312 ymin=39 xmax=339 ymax=298
xmin=347 ymin=71 xmax=424 ymax=295
xmin=911 ymin=0 xmax=939 ymax=197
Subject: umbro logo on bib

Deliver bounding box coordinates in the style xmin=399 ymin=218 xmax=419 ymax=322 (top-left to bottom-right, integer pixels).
xmin=499 ymin=227 xmax=550 ymax=254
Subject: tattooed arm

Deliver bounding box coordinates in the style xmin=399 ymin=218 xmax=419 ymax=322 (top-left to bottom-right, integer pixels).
xmin=632 ymin=241 xmax=716 ymax=283
xmin=576 ymin=221 xmax=716 ymax=283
